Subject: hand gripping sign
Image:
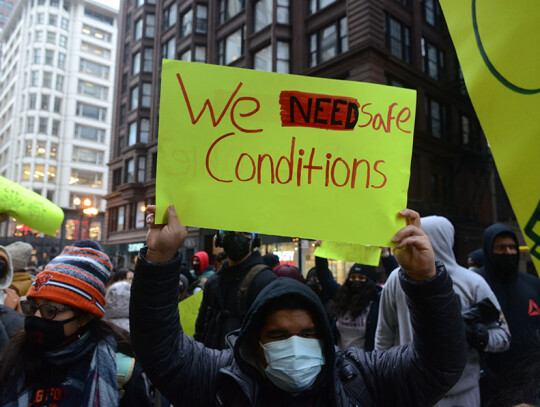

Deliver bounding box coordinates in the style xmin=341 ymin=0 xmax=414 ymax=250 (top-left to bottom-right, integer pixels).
xmin=0 ymin=175 xmax=64 ymax=236
xmin=156 ymin=60 xmax=416 ymax=247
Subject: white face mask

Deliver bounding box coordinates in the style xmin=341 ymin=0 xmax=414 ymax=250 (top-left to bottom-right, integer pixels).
xmin=260 ymin=335 xmax=325 ymax=393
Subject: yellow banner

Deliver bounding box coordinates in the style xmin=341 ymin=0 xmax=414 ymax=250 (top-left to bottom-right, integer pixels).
xmin=178 ymin=291 xmax=203 ymax=338
xmin=157 ymin=60 xmax=416 ymax=246
xmin=315 ymin=242 xmax=381 ymax=266
xmin=0 ymin=176 xmax=64 ymax=236
xmin=440 ymin=0 xmax=540 ymax=274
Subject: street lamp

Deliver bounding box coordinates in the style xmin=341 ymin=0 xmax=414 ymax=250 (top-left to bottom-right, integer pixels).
xmin=73 ymin=197 xmax=98 ymax=240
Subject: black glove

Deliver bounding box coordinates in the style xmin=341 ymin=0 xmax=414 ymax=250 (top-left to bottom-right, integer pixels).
xmin=464 ymin=321 xmax=489 ymax=351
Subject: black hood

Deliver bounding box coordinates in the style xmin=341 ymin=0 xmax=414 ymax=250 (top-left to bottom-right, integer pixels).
xmin=233 ymin=277 xmax=335 ymax=392
xmin=482 ymin=223 xmax=520 ymax=279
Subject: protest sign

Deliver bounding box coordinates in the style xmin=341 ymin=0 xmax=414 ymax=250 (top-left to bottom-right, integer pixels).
xmin=0 ymin=175 xmax=64 ymax=236
xmin=440 ymin=0 xmax=540 ymax=274
xmin=178 ymin=291 xmax=203 ymax=338
xmin=157 ymin=60 xmax=416 ymax=247
xmin=315 ymin=242 xmax=381 ymax=266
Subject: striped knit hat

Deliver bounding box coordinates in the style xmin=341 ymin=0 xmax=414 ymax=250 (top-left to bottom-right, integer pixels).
xmin=27 ymin=240 xmax=112 ymax=318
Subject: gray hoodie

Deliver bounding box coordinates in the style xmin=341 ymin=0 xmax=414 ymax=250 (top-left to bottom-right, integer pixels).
xmin=375 ymin=215 xmax=511 ymax=407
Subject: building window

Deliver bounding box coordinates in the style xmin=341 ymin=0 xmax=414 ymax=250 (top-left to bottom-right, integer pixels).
xmin=219 ymin=0 xmax=244 ymax=24
xmin=128 ymin=121 xmax=137 ymax=145
xmin=125 ymin=159 xmax=134 ymax=183
xmin=140 ymin=119 xmax=150 ymax=143
xmin=33 ymin=49 xmax=42 ymax=64
xmin=425 ymin=96 xmax=447 ymax=139
xmin=51 ymin=120 xmax=59 ymax=136
xmin=132 ymin=52 xmax=141 ymax=75
xmin=254 ymin=45 xmax=271 ymax=72
xmin=76 ymin=102 xmax=107 ymax=121
xmin=61 ymin=17 xmax=68 ymax=30
xmin=151 ymin=152 xmax=157 ymax=179
xmin=22 ymin=164 xmax=31 ymax=180
xmin=80 ymin=59 xmax=110 ymax=79
xmin=50 ymin=143 xmax=58 ymax=158
xmin=162 ymin=37 xmax=175 ymax=60
xmin=81 ymin=42 xmax=111 ymax=59
xmin=137 ymin=156 xmax=146 ymax=183
xmin=54 ymin=97 xmax=62 ymax=113
xmin=218 ymin=27 xmax=244 ymax=65
xmin=44 ymin=49 xmax=54 ymax=65
xmin=29 ymin=94 xmax=37 ymax=109
xmin=309 ymin=0 xmax=336 ymax=15
xmin=82 ymin=25 xmax=112 ymax=43
xmin=72 ymin=146 xmax=104 ymax=165
xmin=56 ymin=74 xmax=64 ymax=90
xmin=130 ymin=86 xmax=139 ymax=110
xmin=39 ymin=118 xmax=48 ymax=134
xmin=27 ymin=117 xmax=35 ymax=133
xmin=59 ymin=35 xmax=67 ymax=47
xmin=141 ymin=83 xmax=152 ymax=107
xmin=180 ymin=49 xmax=191 ymax=62
xmin=196 ymin=5 xmax=207 ymax=33
xmin=74 ymin=124 xmax=105 ymax=142
xmin=423 ymin=0 xmax=442 ymax=28
xmin=37 ymin=13 xmax=45 ymax=24
xmin=277 ymin=0 xmax=289 ymax=24
xmin=112 ymin=168 xmax=122 ymax=190
xmin=35 ymin=30 xmax=43 ymax=41
xmin=143 ymin=48 xmax=153 ymax=72
xmin=49 ymin=14 xmax=58 ymax=26
xmin=84 ymin=7 xmax=114 ymax=26
xmin=277 ymin=41 xmax=289 ymax=73
xmin=31 ymin=71 xmax=39 ymax=86
xmin=309 ymin=17 xmax=348 ymax=67
xmin=134 ymin=18 xmax=143 ymax=40
xmin=119 ymin=104 xmax=126 ymax=126
xmin=41 ymin=94 xmax=50 ymax=110
xmin=181 ymin=9 xmax=193 ymax=38
xmin=385 ymin=15 xmax=411 ymax=63
xmin=117 ymin=206 xmax=125 ymax=232
xmin=145 ymin=14 xmax=155 ymax=38
xmin=422 ymin=38 xmax=444 ymax=81
xmin=70 ymin=169 xmax=103 ymax=188
xmin=163 ymin=3 xmax=177 ymax=29
xmin=57 ymin=53 xmax=66 ymax=69
xmin=125 ymin=13 xmax=131 ymax=33
xmin=254 ymin=0 xmax=271 ymax=32
xmin=195 ymin=46 xmax=206 ymax=63
xmin=46 ymin=31 xmax=56 ymax=44
xmin=78 ymin=80 xmax=108 ymax=100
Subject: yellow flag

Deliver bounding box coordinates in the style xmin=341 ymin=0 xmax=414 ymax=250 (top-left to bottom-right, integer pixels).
xmin=157 ymin=60 xmax=416 ymax=247
xmin=178 ymin=291 xmax=204 ymax=338
xmin=315 ymin=242 xmax=381 ymax=266
xmin=440 ymin=0 xmax=540 ymax=275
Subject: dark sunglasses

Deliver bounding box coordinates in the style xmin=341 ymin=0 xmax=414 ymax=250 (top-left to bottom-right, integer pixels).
xmin=21 ymin=300 xmax=72 ymax=320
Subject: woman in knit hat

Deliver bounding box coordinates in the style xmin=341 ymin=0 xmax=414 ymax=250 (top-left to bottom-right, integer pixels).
xmin=0 ymin=240 xmax=151 ymax=407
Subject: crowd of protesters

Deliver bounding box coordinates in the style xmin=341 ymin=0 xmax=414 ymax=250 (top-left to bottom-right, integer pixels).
xmin=0 ymin=205 xmax=538 ymax=407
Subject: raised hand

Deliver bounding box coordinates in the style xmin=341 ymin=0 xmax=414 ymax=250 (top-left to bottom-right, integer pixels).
xmin=392 ymin=209 xmax=436 ymax=281
xmin=145 ymin=205 xmax=188 ymax=263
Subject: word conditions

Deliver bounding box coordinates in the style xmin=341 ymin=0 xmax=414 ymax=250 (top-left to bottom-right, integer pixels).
xmin=176 ymin=74 xmax=412 ymax=189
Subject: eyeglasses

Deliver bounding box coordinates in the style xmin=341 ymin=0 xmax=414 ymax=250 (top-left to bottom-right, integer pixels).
xmin=21 ymin=300 xmax=72 ymax=320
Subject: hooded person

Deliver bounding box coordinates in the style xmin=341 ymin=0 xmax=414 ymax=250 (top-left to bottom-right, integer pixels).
xmin=0 ymin=240 xmax=152 ymax=407
xmin=4 ymin=242 xmax=34 ymax=296
xmin=130 ymin=205 xmax=467 ymax=406
xmin=104 ymin=281 xmax=131 ymax=332
xmin=190 ymin=251 xmax=215 ymax=280
xmin=467 ymin=249 xmax=484 ymax=272
xmin=475 ymin=224 xmax=540 ymax=405
xmin=375 ymin=215 xmax=511 ymax=407
xmin=0 ymin=245 xmax=21 ymax=312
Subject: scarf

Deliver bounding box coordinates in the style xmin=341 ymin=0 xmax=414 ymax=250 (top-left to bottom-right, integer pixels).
xmin=10 ymin=332 xmax=119 ymax=407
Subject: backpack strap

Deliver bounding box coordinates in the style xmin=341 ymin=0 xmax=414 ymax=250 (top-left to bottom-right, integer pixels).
xmin=116 ymin=352 xmax=135 ymax=399
xmin=237 ymin=264 xmax=269 ymax=317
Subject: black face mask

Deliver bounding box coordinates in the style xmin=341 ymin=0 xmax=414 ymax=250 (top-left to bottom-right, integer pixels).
xmin=347 ymin=280 xmax=367 ymax=291
xmin=192 ymin=263 xmax=200 ymax=272
xmin=222 ymin=233 xmax=251 ymax=262
xmin=24 ymin=315 xmax=79 ymax=352
xmin=492 ymin=254 xmax=519 ymax=277
xmin=0 ymin=261 xmax=8 ymax=281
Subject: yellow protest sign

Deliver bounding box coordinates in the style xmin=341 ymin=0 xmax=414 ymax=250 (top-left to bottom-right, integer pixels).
xmin=315 ymin=242 xmax=381 ymax=266
xmin=0 ymin=176 xmax=64 ymax=236
xmin=178 ymin=291 xmax=203 ymax=338
xmin=157 ymin=60 xmax=416 ymax=247
xmin=440 ymin=0 xmax=540 ymax=274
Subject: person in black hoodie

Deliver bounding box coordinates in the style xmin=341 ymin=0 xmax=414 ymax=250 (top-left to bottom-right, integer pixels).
xmin=129 ymin=205 xmax=467 ymax=406
xmin=475 ymin=223 xmax=540 ymax=406
xmin=194 ymin=229 xmax=277 ymax=349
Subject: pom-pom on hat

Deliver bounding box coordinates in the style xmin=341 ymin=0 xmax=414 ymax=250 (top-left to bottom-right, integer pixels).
xmin=27 ymin=240 xmax=112 ymax=318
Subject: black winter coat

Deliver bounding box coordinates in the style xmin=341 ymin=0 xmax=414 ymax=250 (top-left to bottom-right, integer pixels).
xmin=194 ymin=251 xmax=277 ymax=349
xmin=130 ymin=248 xmax=467 ymax=406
